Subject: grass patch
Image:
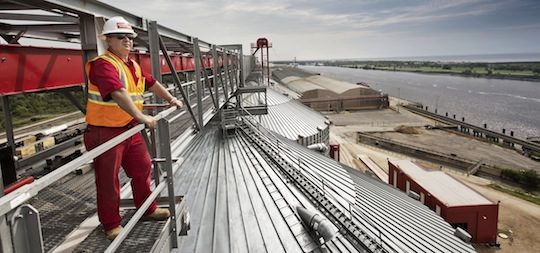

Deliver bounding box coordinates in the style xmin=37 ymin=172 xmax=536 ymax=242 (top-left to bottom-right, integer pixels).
xmin=488 ymin=184 xmax=540 ymax=205
xmin=395 ymin=125 xmax=420 ymax=134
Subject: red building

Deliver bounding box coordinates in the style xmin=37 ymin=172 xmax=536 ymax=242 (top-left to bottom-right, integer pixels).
xmin=388 ymin=160 xmax=499 ymax=244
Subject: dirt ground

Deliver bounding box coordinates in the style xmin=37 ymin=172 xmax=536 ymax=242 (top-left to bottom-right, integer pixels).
xmin=328 ymin=105 xmax=540 ymax=253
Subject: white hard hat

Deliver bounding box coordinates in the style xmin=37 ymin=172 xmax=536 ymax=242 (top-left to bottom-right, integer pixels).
xmin=100 ymin=16 xmax=137 ymax=40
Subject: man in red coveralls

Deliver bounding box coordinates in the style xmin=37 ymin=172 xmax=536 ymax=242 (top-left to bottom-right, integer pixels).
xmin=84 ymin=16 xmax=183 ymax=240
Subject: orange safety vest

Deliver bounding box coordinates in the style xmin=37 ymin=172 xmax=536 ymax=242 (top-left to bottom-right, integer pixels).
xmin=85 ymin=51 xmax=145 ymax=127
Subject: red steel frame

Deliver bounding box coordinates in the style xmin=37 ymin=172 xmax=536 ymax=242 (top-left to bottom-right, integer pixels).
xmin=0 ymin=44 xmax=236 ymax=95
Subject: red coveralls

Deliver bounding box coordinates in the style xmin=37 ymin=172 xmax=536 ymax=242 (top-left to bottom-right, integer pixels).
xmin=84 ymin=54 xmax=158 ymax=231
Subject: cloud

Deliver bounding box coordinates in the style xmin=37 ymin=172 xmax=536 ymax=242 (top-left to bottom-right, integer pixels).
xmin=98 ymin=0 xmax=540 ymax=60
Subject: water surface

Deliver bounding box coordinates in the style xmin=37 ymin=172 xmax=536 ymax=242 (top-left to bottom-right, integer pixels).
xmin=301 ymin=66 xmax=540 ymax=139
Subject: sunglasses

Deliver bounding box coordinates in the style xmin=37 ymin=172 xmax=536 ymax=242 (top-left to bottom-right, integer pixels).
xmin=108 ymin=33 xmax=136 ymax=40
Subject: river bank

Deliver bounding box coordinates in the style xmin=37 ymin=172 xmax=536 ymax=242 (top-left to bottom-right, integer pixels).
xmin=344 ymin=65 xmax=540 ymax=82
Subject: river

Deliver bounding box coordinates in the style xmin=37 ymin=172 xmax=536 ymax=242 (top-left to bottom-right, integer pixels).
xmin=301 ymin=66 xmax=540 ymax=139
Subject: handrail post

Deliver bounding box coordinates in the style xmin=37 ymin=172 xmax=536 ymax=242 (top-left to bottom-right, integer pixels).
xmin=157 ymin=117 xmax=178 ymax=248
xmin=222 ymin=52 xmax=230 ymax=96
xmin=196 ymin=45 xmax=217 ymax=109
xmin=150 ymin=128 xmax=161 ymax=188
xmin=0 ymin=165 xmax=14 ymax=253
xmin=148 ymin=20 xmax=162 ymax=105
xmin=193 ymin=38 xmax=204 ymax=128
xmin=212 ymin=45 xmax=220 ymax=107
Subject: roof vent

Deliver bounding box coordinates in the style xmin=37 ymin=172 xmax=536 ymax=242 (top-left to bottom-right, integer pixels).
xmin=296 ymin=206 xmax=336 ymax=242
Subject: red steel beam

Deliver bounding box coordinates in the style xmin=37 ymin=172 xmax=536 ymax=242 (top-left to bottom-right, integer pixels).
xmin=1 ymin=44 xmax=229 ymax=95
xmin=0 ymin=44 xmax=84 ymax=95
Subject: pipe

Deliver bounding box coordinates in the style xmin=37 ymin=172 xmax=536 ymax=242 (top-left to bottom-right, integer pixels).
xmin=296 ymin=206 xmax=336 ymax=242
xmin=3 ymin=176 xmax=34 ymax=195
xmin=307 ymin=143 xmax=328 ymax=153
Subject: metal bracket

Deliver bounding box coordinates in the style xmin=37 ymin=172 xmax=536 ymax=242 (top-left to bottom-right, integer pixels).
xmin=178 ymin=210 xmax=190 ymax=236
xmin=151 ymin=158 xmax=179 ymax=163
xmin=8 ymin=204 xmax=43 ymax=253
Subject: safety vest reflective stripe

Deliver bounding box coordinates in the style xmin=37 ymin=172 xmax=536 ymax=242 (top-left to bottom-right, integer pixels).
xmin=87 ymin=90 xmax=144 ymax=105
xmin=100 ymin=53 xmax=128 ymax=88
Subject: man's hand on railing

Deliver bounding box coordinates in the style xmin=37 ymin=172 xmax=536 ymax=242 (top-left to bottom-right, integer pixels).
xmin=169 ymin=97 xmax=183 ymax=109
xmin=137 ymin=114 xmax=157 ymax=129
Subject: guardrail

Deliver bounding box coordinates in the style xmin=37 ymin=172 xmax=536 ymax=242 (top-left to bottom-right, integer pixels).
xmin=403 ymin=105 xmax=540 ymax=153
xmin=0 ymin=106 xmax=180 ymax=252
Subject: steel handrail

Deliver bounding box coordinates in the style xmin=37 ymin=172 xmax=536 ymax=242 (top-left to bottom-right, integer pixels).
xmin=105 ymin=157 xmax=183 ymax=253
xmin=0 ymin=106 xmax=177 ymax=217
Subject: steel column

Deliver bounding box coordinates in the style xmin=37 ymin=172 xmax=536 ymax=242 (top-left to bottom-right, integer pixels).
xmin=193 ymin=38 xmax=204 ymax=127
xmin=239 ymin=46 xmax=245 ymax=87
xmin=222 ymin=52 xmax=230 ymax=96
xmin=226 ymin=53 xmax=235 ymax=93
xmin=217 ymin=53 xmax=227 ymax=98
xmin=196 ymin=50 xmax=217 ymax=110
xmin=266 ymin=46 xmax=270 ymax=85
xmin=211 ymin=46 xmax=220 ymax=106
xmin=147 ymin=20 xmax=162 ymax=83
xmin=1 ymin=96 xmax=15 ymax=161
xmin=230 ymin=53 xmax=237 ymax=89
xmin=79 ymin=14 xmax=103 ymax=104
xmin=148 ymin=20 xmax=162 ymax=105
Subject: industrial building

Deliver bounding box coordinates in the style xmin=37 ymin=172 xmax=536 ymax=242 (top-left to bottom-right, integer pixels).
xmin=272 ymin=67 xmax=389 ymax=111
xmin=388 ymin=159 xmax=499 ymax=244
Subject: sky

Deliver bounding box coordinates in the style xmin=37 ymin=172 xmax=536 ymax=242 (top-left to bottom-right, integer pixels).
xmin=100 ymin=0 xmax=540 ymax=61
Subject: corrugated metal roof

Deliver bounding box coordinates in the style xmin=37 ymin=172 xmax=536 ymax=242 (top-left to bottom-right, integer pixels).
xmin=306 ymin=75 xmax=357 ymax=94
xmin=273 ymin=68 xmax=378 ymax=98
xmin=258 ymin=130 xmax=477 ymax=253
xmin=173 ymin=122 xmax=357 ymax=253
xmin=390 ymin=160 xmax=493 ymax=206
xmin=284 ymin=77 xmax=335 ymax=95
xmin=172 ymin=117 xmax=476 ymax=253
xmin=244 ymin=88 xmax=329 ymax=142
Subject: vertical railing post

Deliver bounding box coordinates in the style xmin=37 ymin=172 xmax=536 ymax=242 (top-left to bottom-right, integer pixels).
xmin=0 ymin=164 xmax=14 ymax=253
xmin=148 ymin=20 xmax=162 ymax=105
xmin=157 ymin=118 xmax=178 ymax=248
xmin=193 ymin=38 xmax=204 ymax=127
xmin=229 ymin=52 xmax=236 ymax=90
xmin=196 ymin=49 xmax=217 ymax=110
xmin=227 ymin=50 xmax=236 ymax=93
xmin=212 ymin=45 xmax=220 ymax=107
xmin=222 ymin=51 xmax=230 ymax=97
xmin=144 ymin=128 xmax=160 ymax=188
xmin=1 ymin=97 xmax=15 ymax=166
xmin=239 ymin=46 xmax=245 ymax=87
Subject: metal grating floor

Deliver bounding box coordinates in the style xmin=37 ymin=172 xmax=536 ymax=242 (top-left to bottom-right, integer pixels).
xmin=29 ymin=170 xmax=131 ymax=252
xmin=74 ymin=209 xmax=167 ymax=253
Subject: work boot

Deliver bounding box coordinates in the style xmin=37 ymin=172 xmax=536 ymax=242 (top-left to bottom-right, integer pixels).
xmin=105 ymin=225 xmax=123 ymax=240
xmin=143 ymin=207 xmax=170 ymax=221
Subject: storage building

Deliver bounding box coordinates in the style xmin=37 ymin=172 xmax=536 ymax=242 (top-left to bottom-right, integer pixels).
xmin=388 ymin=159 xmax=499 ymax=243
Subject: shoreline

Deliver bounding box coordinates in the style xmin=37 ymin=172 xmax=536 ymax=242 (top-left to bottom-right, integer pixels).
xmin=343 ymin=66 xmax=540 ymax=82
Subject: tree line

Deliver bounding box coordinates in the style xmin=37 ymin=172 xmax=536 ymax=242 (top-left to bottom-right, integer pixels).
xmin=0 ymin=92 xmax=83 ymax=131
